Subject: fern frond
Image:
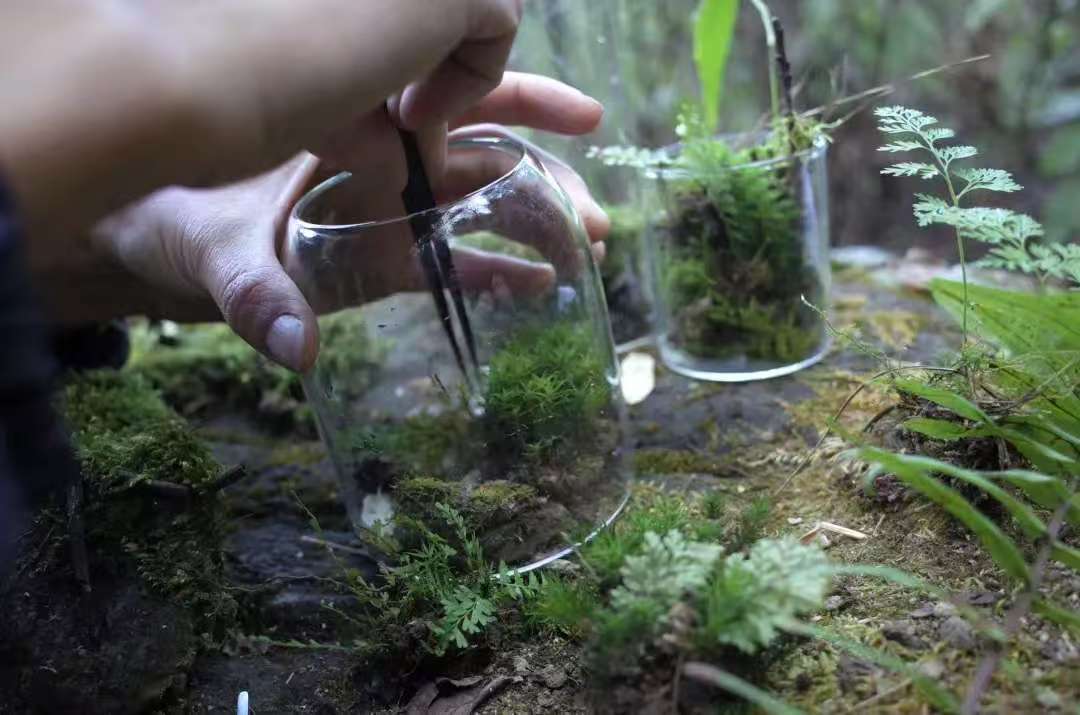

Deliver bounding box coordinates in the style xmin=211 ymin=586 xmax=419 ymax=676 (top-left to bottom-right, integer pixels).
xmin=883 ymin=162 xmax=940 ymax=179
xmin=954 ymin=168 xmax=1023 ymax=197
xmin=924 ymin=127 xmax=957 ymax=143
xmin=610 ymin=530 xmax=723 ymax=615
xmin=937 ymin=145 xmax=978 ymax=164
xmin=878 ymin=140 xmax=925 ymax=153
xmin=874 ymin=106 xmax=939 ymax=133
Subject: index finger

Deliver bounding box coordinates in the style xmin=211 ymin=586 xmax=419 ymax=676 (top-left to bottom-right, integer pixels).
xmin=449 ymin=72 xmax=604 ymax=134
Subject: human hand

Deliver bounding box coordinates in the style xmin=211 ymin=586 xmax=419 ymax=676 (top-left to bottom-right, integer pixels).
xmin=2 ymin=0 xmax=524 ymax=242
xmin=71 ymin=75 xmax=608 ymax=373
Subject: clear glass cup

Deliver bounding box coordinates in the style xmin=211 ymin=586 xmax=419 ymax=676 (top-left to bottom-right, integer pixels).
xmin=510 ymin=0 xmax=656 ymax=350
xmin=284 ymin=137 xmax=631 ymax=572
xmin=646 ymin=134 xmax=831 ymax=382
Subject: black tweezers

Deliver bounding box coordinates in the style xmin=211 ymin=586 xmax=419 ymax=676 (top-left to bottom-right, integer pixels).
xmin=397 ymin=130 xmax=480 ymax=386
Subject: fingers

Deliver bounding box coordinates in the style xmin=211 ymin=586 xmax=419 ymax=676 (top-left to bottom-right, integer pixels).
xmin=395 ymin=0 xmax=523 ymax=130
xmin=450 ymin=72 xmax=604 ymax=135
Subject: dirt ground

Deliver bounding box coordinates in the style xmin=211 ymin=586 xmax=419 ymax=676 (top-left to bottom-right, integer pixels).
xmin=1 ymin=261 xmax=1076 ymax=714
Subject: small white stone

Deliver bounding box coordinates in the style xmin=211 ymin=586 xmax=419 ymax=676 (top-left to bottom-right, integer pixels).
xmin=620 ymin=352 xmax=656 ymax=406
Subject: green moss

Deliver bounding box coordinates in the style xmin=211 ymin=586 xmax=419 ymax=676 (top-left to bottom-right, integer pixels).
xmin=62 ymin=370 xmax=235 ymax=635
xmin=484 ymin=322 xmax=611 ymax=462
xmin=526 ymin=575 xmax=598 ymax=639
xmin=656 ymin=131 xmax=825 ymax=363
xmin=349 ymin=411 xmax=471 ymax=476
xmin=634 ymin=448 xmax=727 ymax=475
xmin=467 ymin=482 xmax=538 ymax=523
xmin=64 ymin=371 xmax=218 ymax=491
xmin=396 ymin=476 xmax=459 ymax=522
xmin=127 ymin=312 xmax=381 ymax=418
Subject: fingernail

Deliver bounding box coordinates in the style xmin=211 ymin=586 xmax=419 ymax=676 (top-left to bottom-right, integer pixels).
xmin=266 ymin=315 xmax=306 ymax=372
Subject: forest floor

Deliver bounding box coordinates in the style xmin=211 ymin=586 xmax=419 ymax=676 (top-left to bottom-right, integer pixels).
xmin=2 ymin=254 xmax=1076 ymax=714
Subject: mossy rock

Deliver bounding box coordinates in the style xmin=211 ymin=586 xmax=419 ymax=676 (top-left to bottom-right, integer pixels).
xmin=0 ymin=370 xmax=235 ymax=712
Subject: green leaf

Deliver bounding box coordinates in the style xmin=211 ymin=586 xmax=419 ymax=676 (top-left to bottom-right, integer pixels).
xmin=682 ymin=663 xmax=805 ymax=715
xmin=882 ymin=162 xmax=940 ymax=179
xmin=893 ymin=378 xmax=989 ymax=422
xmin=879 ymin=140 xmax=925 ymax=153
xmin=1033 ymin=598 xmax=1080 ymax=633
xmin=693 ymin=0 xmax=739 ymax=132
xmin=902 ymin=417 xmax=970 ymax=441
xmin=954 ymin=167 xmax=1023 ymax=196
xmin=786 ymin=621 xmax=960 ymax=713
xmin=930 ymin=280 xmax=1080 ymax=362
xmin=988 ymin=470 xmax=1080 ymax=527
xmin=860 ymin=448 xmax=1031 ymax=584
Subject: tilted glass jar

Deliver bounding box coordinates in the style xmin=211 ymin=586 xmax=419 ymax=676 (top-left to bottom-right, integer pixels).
xmin=284 ymin=137 xmax=632 ymax=572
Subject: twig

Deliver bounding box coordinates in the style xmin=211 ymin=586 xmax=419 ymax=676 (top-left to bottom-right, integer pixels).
xmin=801 ymin=55 xmax=992 ymax=120
xmin=960 ymin=476 xmax=1077 ymax=714
xmin=850 ymin=678 xmax=912 ymax=712
xmin=300 ymin=535 xmax=369 ymax=557
xmin=66 ymin=480 xmax=91 ymax=594
xmin=207 ymin=464 xmax=249 ymax=494
xmin=773 ymin=366 xmax=962 ymax=495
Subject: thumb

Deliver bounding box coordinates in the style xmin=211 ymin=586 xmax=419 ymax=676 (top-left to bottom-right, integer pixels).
xmin=204 ymin=244 xmax=320 ymax=374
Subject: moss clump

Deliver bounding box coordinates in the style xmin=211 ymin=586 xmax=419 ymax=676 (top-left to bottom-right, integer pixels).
xmin=634 ymin=448 xmax=727 ymax=475
xmin=484 ymin=322 xmax=611 ymax=462
xmin=127 ymin=311 xmax=381 ymax=420
xmin=657 ymin=124 xmax=825 ymax=363
xmin=64 ymin=371 xmax=219 ymax=490
xmin=127 ymin=321 xmax=296 ymax=415
xmin=467 ymin=482 xmax=538 ymax=525
xmin=396 ymin=476 xmax=459 ymax=523
xmin=62 ymin=370 xmax=235 ymax=635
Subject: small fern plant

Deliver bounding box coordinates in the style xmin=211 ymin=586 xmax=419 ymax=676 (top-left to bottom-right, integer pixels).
xmin=875 ymin=105 xmax=1080 ymax=344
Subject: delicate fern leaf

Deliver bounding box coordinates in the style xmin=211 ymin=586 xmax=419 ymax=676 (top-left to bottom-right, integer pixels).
xmin=882 ymin=162 xmax=939 ymax=179
xmin=878 ymin=140 xmax=925 ymax=153
xmin=1033 ymin=598 xmax=1080 ymax=634
xmin=923 ymin=127 xmax=957 ymax=143
xmin=902 ymin=417 xmax=970 ymax=441
xmin=681 ymin=663 xmax=806 ymax=715
xmin=937 ymin=145 xmax=978 ymax=164
xmin=954 ymin=167 xmax=1022 ymax=196
xmin=700 ymin=538 xmax=830 ymax=654
xmin=874 ymin=106 xmax=939 ymax=134
xmin=893 ymin=378 xmax=990 ymax=422
xmin=912 ymin=194 xmax=952 ymax=226
xmin=860 ymin=448 xmax=1031 ymax=584
xmin=611 ymin=530 xmax=722 ymax=615
xmin=1028 ymin=242 xmax=1080 ymax=286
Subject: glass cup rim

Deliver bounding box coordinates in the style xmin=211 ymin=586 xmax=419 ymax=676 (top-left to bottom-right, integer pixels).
xmin=291 ymin=136 xmax=530 ymax=234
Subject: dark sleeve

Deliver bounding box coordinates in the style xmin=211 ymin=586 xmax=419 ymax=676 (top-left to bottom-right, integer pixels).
xmin=0 ymin=178 xmax=83 ymax=570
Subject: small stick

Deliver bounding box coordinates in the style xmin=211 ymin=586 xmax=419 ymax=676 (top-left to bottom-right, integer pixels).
xmin=66 ymin=480 xmax=91 ymax=593
xmin=206 ymin=464 xmax=249 ymax=494
xmin=300 ymin=534 xmax=368 ymax=556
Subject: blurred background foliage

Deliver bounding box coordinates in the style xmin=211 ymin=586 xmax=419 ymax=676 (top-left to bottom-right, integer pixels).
xmin=510 ymin=0 xmax=1080 ymax=254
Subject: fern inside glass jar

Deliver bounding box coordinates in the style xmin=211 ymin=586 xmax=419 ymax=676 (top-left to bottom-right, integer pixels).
xmin=647 ymin=119 xmax=832 ymax=381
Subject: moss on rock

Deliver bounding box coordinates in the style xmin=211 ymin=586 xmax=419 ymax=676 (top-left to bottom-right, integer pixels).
xmin=62 ymin=370 xmax=236 ymax=635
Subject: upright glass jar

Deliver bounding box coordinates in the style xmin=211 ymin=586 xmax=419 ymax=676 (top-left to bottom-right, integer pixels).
xmin=646 ymin=134 xmax=831 ymax=382
xmin=284 ymin=137 xmax=631 ymax=572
